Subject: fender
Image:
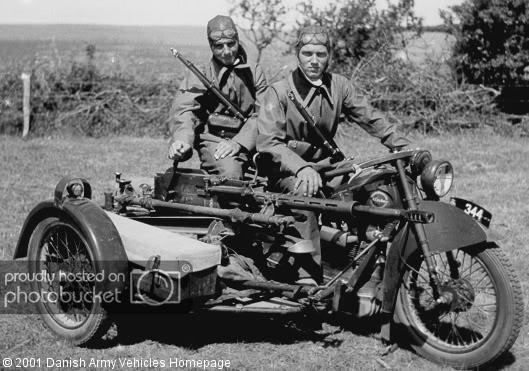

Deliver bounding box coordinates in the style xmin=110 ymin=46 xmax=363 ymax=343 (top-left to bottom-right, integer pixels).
xmin=380 ymin=200 xmax=501 ymax=316
xmin=14 ymin=199 xmax=61 ymax=260
xmin=14 ymin=178 xmax=129 ymax=295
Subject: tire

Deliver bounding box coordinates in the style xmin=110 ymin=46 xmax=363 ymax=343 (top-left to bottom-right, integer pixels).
xmin=394 ymin=244 xmax=524 ymax=369
xmin=28 ymin=217 xmax=115 ymax=346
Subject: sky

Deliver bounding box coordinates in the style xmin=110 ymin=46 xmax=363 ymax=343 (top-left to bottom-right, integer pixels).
xmin=0 ymin=0 xmax=463 ymax=26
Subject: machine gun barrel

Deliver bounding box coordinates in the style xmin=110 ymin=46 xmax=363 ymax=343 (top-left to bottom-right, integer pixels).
xmin=251 ymin=191 xmax=356 ymax=215
xmin=206 ymin=186 xmax=433 ymax=223
xmin=131 ymin=197 xmax=295 ymax=227
xmin=246 ymin=191 xmax=434 ymax=223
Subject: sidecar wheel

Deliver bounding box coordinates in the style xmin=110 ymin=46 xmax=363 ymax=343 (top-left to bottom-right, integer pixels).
xmin=394 ymin=245 xmax=524 ymax=369
xmin=28 ymin=217 xmax=114 ymax=347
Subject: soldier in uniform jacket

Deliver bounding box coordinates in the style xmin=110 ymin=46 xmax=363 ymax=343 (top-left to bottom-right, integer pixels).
xmin=168 ymin=15 xmax=268 ymax=179
xmin=256 ymin=25 xmax=410 ymax=284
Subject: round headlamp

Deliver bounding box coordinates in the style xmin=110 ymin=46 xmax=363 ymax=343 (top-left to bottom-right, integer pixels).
xmin=420 ymin=160 xmax=454 ymax=198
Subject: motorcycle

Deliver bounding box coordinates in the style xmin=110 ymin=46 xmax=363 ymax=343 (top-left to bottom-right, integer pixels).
xmin=13 ymin=148 xmax=524 ymax=369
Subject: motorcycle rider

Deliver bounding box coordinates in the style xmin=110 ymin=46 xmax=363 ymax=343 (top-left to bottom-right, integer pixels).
xmin=168 ymin=15 xmax=268 ymax=179
xmin=256 ymin=25 xmax=410 ymax=284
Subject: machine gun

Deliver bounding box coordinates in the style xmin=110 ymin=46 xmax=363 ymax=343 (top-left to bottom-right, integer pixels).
xmin=143 ymin=170 xmax=435 ymax=225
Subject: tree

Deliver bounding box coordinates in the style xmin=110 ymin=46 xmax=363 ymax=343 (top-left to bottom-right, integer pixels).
xmin=442 ymin=0 xmax=529 ymax=86
xmin=295 ymin=0 xmax=423 ymax=77
xmin=228 ymin=0 xmax=289 ymax=63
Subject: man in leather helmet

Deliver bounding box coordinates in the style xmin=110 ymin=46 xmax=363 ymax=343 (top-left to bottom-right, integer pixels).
xmin=256 ymin=25 xmax=410 ymax=284
xmin=168 ymin=15 xmax=267 ymax=179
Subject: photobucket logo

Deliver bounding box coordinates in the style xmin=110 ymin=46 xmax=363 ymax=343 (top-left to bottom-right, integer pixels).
xmin=3 ymin=286 xmax=122 ymax=309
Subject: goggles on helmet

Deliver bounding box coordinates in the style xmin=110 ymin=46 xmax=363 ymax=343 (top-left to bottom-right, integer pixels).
xmin=209 ymin=29 xmax=238 ymax=42
xmin=297 ymin=32 xmax=330 ymax=48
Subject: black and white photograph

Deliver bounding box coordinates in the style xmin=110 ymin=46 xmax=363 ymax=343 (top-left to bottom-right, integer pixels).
xmin=1 ymin=0 xmax=527 ymax=370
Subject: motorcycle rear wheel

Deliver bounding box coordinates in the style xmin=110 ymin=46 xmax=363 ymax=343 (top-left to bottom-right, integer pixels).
xmin=28 ymin=217 xmax=114 ymax=346
xmin=394 ymin=244 xmax=524 ymax=369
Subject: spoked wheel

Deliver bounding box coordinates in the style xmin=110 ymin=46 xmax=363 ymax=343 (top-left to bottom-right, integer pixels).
xmin=28 ymin=217 xmax=114 ymax=346
xmin=394 ymin=245 xmax=524 ymax=369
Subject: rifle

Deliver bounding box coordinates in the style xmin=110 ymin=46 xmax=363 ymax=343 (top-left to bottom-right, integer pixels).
xmin=170 ymin=47 xmax=247 ymax=124
xmin=287 ymin=91 xmax=346 ymax=162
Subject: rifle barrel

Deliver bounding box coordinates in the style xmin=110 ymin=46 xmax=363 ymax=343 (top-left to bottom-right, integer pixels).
xmin=170 ymin=48 xmax=247 ymax=123
xmin=287 ymin=92 xmax=345 ymax=162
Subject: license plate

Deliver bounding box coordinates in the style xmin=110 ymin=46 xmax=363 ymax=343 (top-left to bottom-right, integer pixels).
xmin=451 ymin=197 xmax=492 ymax=227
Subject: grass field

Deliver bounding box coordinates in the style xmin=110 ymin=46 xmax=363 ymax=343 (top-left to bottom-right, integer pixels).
xmin=0 ymin=130 xmax=527 ymax=370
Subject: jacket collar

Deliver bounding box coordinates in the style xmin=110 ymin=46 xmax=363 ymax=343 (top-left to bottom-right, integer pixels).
xmin=210 ymin=45 xmax=251 ymax=86
xmin=288 ymin=68 xmax=333 ymax=108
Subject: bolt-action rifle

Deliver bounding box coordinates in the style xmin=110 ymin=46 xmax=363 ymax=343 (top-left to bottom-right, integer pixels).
xmin=170 ymin=47 xmax=247 ymax=124
xmin=287 ymin=91 xmax=346 ymax=162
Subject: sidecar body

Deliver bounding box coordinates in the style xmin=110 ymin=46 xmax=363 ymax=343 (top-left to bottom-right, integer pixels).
xmin=13 ymin=175 xmax=223 ymax=306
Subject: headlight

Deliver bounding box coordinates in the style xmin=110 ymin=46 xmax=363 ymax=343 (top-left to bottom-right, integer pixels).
xmin=421 ymin=160 xmax=454 ymax=197
xmin=410 ymin=150 xmax=432 ymax=176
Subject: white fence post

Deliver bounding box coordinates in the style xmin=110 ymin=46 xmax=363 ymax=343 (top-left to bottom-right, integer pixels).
xmin=21 ymin=73 xmax=30 ymax=138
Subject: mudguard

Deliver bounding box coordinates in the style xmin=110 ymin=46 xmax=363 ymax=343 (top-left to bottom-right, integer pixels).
xmin=381 ymin=200 xmax=501 ymax=316
xmin=14 ymin=178 xmax=129 ymax=295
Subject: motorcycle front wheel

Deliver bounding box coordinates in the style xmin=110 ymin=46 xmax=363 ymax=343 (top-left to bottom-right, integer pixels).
xmin=394 ymin=244 xmax=524 ymax=369
xmin=27 ymin=217 xmax=114 ymax=346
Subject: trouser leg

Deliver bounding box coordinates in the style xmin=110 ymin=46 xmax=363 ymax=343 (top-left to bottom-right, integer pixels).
xmin=198 ymin=141 xmax=248 ymax=179
xmin=271 ymin=176 xmax=322 ymax=283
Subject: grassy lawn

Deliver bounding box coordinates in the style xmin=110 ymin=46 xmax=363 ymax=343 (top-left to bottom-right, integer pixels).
xmin=0 ymin=131 xmax=527 ymax=370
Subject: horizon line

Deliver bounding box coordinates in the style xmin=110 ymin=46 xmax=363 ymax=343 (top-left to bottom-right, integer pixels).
xmin=0 ymin=22 xmax=204 ymax=27
xmin=0 ymin=22 xmax=446 ymax=28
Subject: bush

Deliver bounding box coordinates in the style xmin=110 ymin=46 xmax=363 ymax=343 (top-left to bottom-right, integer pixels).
xmin=0 ymin=69 xmax=25 ymax=135
xmin=0 ymin=44 xmax=179 ymax=137
xmin=1 ymin=29 xmax=524 ymax=138
xmin=442 ymin=0 xmax=529 ymax=87
xmin=345 ymin=56 xmax=502 ymax=134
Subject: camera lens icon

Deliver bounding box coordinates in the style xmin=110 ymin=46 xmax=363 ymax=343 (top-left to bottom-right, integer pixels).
xmin=131 ymin=269 xmax=180 ymax=305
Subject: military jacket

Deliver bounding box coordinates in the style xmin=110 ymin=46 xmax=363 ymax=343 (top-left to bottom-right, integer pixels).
xmin=256 ymin=68 xmax=410 ymax=175
xmin=169 ymin=47 xmax=267 ymax=151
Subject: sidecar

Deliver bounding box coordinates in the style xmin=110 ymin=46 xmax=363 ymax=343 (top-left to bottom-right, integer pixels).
xmin=12 ymin=172 xmax=319 ymax=346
